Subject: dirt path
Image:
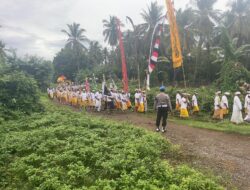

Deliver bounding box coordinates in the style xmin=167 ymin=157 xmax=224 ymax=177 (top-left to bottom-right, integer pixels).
xmin=97 ymin=112 xmax=250 ymax=190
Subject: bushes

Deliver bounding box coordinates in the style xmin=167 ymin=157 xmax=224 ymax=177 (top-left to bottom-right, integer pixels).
xmin=0 ymin=71 xmax=43 ymax=119
xmin=13 ymin=56 xmax=54 ymax=91
xmin=0 ymin=99 xmax=224 ymax=189
xmin=218 ymin=61 xmax=250 ymax=91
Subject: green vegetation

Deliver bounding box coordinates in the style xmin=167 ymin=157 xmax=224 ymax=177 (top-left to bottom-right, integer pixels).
xmin=170 ymin=118 xmax=250 ymax=135
xmin=0 ymin=98 xmax=224 ymax=189
xmin=0 ymin=71 xmax=42 ymax=120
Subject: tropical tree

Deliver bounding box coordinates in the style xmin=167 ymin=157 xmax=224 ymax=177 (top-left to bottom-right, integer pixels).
xmin=61 ymin=23 xmax=89 ymax=73
xmin=103 ymin=16 xmax=119 ymax=48
xmin=191 ymin=0 xmax=221 ymax=82
xmin=61 ymin=22 xmax=89 ymax=50
xmin=213 ymin=27 xmax=250 ymax=90
xmin=125 ymin=16 xmax=146 ymax=88
xmin=141 ymin=1 xmax=164 ymax=33
xmin=88 ymin=41 xmax=104 ymax=66
xmin=225 ymin=0 xmax=250 ymax=47
xmin=140 ymin=1 xmax=164 ymax=52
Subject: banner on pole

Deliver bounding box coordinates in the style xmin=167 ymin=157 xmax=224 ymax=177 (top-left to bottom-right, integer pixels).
xmin=148 ymin=24 xmax=163 ymax=73
xmin=165 ymin=0 xmax=183 ymax=69
xmin=116 ymin=18 xmax=129 ymax=93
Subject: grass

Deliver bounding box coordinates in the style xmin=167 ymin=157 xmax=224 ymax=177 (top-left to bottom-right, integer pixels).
xmin=169 ymin=115 xmax=250 ymax=135
xmin=144 ymin=111 xmax=250 ymax=135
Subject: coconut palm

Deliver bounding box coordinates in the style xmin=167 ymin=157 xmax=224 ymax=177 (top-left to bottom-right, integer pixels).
xmin=102 ymin=16 xmax=119 ymax=48
xmin=61 ymin=23 xmax=89 ymax=73
xmin=141 ymin=1 xmax=164 ymax=33
xmin=140 ymin=1 xmax=164 ymax=51
xmin=61 ymin=22 xmax=89 ymax=50
xmin=191 ymin=0 xmax=221 ymax=82
xmin=226 ymin=0 xmax=250 ymax=47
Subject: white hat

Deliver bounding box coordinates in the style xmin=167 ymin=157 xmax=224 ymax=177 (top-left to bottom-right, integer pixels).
xmin=216 ymin=91 xmax=221 ymax=95
xmin=247 ymin=91 xmax=250 ymax=94
xmin=224 ymin=92 xmax=230 ymax=96
xmin=235 ymin=91 xmax=241 ymax=95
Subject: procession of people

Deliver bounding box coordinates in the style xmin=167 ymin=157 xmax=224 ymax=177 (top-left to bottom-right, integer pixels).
xmin=48 ymin=80 xmax=250 ymax=130
xmin=47 ymin=82 xmax=149 ymax=113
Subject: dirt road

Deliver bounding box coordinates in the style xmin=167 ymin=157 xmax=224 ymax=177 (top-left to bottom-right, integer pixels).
xmin=99 ymin=112 xmax=250 ymax=190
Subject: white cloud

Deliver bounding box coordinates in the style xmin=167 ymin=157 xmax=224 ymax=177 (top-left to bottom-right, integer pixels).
xmin=0 ymin=0 xmax=228 ymax=60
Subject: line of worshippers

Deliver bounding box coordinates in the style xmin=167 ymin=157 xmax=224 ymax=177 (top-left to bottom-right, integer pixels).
xmin=47 ymin=84 xmax=148 ymax=113
xmin=213 ymin=91 xmax=250 ymax=124
xmin=175 ymin=91 xmax=200 ymax=118
xmin=176 ymin=90 xmax=250 ymax=124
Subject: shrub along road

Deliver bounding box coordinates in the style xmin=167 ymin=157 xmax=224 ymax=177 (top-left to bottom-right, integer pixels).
xmin=99 ymin=112 xmax=250 ymax=190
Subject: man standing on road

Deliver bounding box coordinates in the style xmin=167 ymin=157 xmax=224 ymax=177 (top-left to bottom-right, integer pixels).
xmin=154 ymin=86 xmax=172 ymax=133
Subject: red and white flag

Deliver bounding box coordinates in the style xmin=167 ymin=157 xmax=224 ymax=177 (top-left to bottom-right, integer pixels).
xmin=148 ymin=24 xmax=163 ymax=74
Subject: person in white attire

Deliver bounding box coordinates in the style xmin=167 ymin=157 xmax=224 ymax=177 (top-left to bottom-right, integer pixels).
xmin=231 ymin=92 xmax=243 ymax=124
xmin=134 ymin=89 xmax=141 ymax=112
xmin=244 ymin=91 xmax=250 ymax=114
xmin=95 ymin=91 xmax=102 ymax=112
xmin=175 ymin=91 xmax=182 ymax=111
xmin=244 ymin=92 xmax=250 ymax=122
xmin=221 ymin=92 xmax=230 ymax=119
xmin=213 ymin=91 xmax=222 ymax=119
xmin=192 ymin=92 xmax=199 ymax=114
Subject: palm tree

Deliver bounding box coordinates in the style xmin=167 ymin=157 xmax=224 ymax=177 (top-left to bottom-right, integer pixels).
xmin=61 ymin=22 xmax=89 ymax=50
xmin=141 ymin=1 xmax=164 ymax=33
xmin=140 ymin=1 xmax=164 ymax=52
xmin=102 ymin=16 xmax=119 ymax=48
xmin=226 ymin=0 xmax=250 ymax=47
xmin=191 ymin=0 xmax=221 ymax=82
xmin=61 ymin=23 xmax=89 ymax=73
xmin=125 ymin=16 xmax=146 ymax=88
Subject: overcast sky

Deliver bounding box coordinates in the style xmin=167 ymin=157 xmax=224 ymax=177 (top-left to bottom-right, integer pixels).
xmin=0 ymin=0 xmax=228 ymax=60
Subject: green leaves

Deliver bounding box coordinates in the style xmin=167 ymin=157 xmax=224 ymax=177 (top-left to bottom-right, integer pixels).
xmin=0 ymin=71 xmax=43 ymax=120
xmin=0 ymin=99 xmax=224 ymax=189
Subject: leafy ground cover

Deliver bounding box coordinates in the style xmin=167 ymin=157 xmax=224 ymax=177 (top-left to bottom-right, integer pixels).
xmin=0 ymin=98 xmax=224 ymax=190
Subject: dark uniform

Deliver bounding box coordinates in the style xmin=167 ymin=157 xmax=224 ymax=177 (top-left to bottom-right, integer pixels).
xmin=154 ymin=89 xmax=172 ymax=132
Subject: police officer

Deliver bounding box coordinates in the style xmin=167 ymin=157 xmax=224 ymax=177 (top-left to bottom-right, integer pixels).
xmin=154 ymin=86 xmax=172 ymax=132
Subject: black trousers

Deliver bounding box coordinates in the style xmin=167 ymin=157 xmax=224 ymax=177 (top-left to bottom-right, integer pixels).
xmin=156 ymin=107 xmax=169 ymax=129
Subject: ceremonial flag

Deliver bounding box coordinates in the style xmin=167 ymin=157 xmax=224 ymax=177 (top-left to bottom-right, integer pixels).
xmin=165 ymin=0 xmax=183 ymax=69
xmin=116 ymin=18 xmax=129 ymax=93
xmin=148 ymin=24 xmax=163 ymax=73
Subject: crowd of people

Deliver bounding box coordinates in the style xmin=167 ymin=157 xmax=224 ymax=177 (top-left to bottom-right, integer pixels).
xmin=47 ymin=82 xmax=250 ymax=125
xmin=175 ymin=90 xmax=250 ymax=124
xmin=47 ymin=83 xmax=148 ymax=113
xmin=212 ymin=91 xmax=250 ymax=124
xmin=175 ymin=91 xmax=200 ymax=118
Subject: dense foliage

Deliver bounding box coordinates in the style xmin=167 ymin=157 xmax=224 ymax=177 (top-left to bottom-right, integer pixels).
xmin=0 ymin=98 xmax=224 ymax=190
xmin=11 ymin=56 xmax=54 ymax=91
xmin=0 ymin=71 xmax=42 ymax=120
xmin=52 ymin=0 xmax=250 ymax=89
